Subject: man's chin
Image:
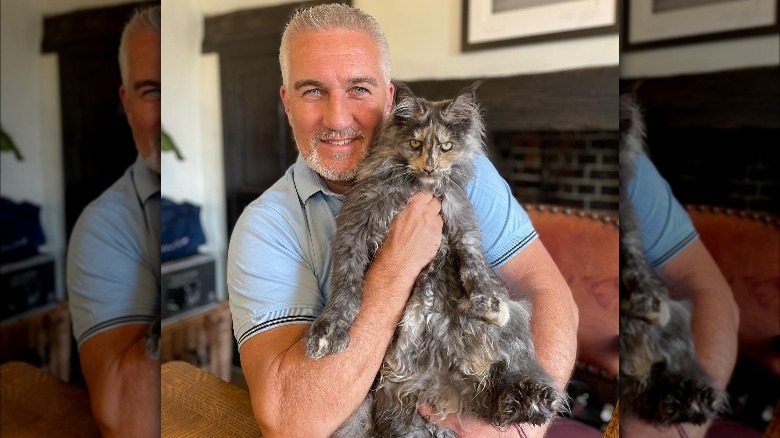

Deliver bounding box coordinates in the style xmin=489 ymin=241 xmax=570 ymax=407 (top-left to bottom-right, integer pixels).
xmin=304 ymin=157 xmax=356 ymax=182
xmin=143 ymin=152 xmax=161 ymax=175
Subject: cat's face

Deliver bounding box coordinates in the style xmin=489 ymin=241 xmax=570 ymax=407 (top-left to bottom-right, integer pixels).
xmin=401 ymin=120 xmax=463 ymax=187
xmin=373 ymin=82 xmax=484 ymax=189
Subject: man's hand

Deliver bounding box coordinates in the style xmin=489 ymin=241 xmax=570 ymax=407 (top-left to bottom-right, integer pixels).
xmin=378 ymin=190 xmax=443 ymax=275
xmin=622 ymin=416 xmax=709 ymax=438
xmin=418 ymin=406 xmax=525 ymax=437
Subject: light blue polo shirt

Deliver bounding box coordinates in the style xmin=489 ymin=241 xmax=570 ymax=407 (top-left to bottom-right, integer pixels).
xmin=67 ymin=155 xmax=161 ymax=347
xmin=628 ymin=153 xmax=698 ymax=268
xmin=227 ymin=154 xmax=536 ymax=348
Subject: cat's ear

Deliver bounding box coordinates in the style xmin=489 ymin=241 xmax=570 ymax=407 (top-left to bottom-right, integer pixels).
xmin=620 ymin=80 xmax=643 ymax=99
xmin=393 ymin=80 xmax=415 ymax=105
xmin=444 ymin=80 xmax=483 ymax=122
xmin=392 ymin=80 xmax=423 ymax=120
xmin=619 ymin=81 xmax=644 ymax=138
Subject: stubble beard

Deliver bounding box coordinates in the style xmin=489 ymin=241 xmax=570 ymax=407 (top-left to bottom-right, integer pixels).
xmin=300 ymin=128 xmax=367 ymax=182
xmin=142 ymin=138 xmax=161 ymax=175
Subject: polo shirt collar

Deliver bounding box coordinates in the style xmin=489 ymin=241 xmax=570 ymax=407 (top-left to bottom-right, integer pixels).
xmin=293 ymin=154 xmax=341 ymax=203
xmin=131 ymin=154 xmax=160 ymax=203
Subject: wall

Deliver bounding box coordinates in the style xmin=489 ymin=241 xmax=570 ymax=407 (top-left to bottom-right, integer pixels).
xmin=1 ymin=0 xmax=63 ymax=297
xmin=621 ymin=35 xmax=779 ymax=78
xmin=160 ymin=0 xmax=227 ymax=300
xmin=494 ymin=131 xmax=619 ymax=212
xmin=200 ymin=0 xmax=620 ymax=79
xmin=618 ymin=10 xmax=779 ymax=212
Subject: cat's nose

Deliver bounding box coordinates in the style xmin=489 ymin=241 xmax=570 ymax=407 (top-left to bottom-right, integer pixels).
xmin=423 ymin=166 xmax=434 ymax=175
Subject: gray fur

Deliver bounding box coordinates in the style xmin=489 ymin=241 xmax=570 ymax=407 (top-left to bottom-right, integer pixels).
xmin=618 ymin=90 xmax=728 ymax=425
xmin=308 ymin=81 xmax=566 ymax=436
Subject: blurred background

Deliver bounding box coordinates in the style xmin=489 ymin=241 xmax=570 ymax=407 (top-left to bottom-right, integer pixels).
xmin=620 ymin=0 xmax=779 ymax=433
xmin=1 ymin=0 xmax=157 ymax=388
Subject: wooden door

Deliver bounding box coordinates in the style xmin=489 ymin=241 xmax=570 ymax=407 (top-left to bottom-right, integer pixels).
xmin=203 ymin=0 xmax=347 ymax=237
xmin=42 ymin=1 xmax=159 ymax=239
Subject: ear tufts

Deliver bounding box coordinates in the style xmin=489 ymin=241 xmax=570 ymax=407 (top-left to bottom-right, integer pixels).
xmin=392 ymin=80 xmax=421 ymax=120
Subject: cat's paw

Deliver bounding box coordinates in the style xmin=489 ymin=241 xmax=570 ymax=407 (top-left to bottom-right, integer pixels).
xmin=497 ymin=379 xmax=563 ymax=426
xmin=630 ymin=293 xmax=670 ymax=326
xmin=460 ymin=294 xmax=510 ymax=326
xmin=306 ymin=320 xmax=351 ymax=359
xmin=652 ymin=376 xmax=727 ymax=425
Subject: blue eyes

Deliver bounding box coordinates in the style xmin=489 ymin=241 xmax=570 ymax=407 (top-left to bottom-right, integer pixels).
xmin=142 ymin=88 xmax=161 ymax=99
xmin=302 ymin=87 xmax=368 ymax=97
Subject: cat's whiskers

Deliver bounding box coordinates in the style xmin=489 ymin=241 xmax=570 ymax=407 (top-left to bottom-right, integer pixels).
xmin=347 ymin=164 xmax=412 ymax=195
xmin=443 ymin=174 xmax=468 ymax=195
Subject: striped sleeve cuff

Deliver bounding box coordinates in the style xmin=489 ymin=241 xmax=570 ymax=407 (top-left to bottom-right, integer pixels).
xmin=237 ymin=314 xmax=317 ymax=347
xmin=490 ymin=230 xmax=538 ymax=269
xmin=78 ymin=314 xmax=158 ymax=346
xmin=649 ymin=230 xmax=698 ymax=269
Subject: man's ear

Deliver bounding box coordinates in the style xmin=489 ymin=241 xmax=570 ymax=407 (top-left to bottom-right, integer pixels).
xmin=385 ymin=81 xmax=395 ymax=115
xmin=280 ymin=84 xmax=291 ymax=116
xmin=119 ymin=85 xmax=130 ymax=118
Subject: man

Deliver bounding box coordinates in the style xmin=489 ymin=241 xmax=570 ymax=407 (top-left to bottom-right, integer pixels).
xmin=227 ymin=4 xmax=578 ymax=438
xmin=621 ymin=151 xmax=741 ymax=438
xmin=66 ymin=6 xmax=161 ymax=437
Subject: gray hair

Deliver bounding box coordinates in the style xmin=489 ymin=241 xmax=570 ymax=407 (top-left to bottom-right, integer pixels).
xmin=279 ymin=3 xmax=391 ymax=87
xmin=118 ymin=5 xmax=161 ymax=87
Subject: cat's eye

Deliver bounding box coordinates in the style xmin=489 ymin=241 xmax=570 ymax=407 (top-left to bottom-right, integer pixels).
xmin=409 ymin=139 xmax=422 ymax=149
xmin=440 ymin=141 xmax=453 ymax=151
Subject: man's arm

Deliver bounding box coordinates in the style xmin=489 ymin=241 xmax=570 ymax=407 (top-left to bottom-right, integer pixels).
xmin=622 ymin=238 xmax=739 ymax=438
xmin=240 ymin=191 xmax=443 ymax=438
xmin=422 ymin=238 xmax=579 ymax=438
xmin=497 ymin=238 xmax=579 ymax=391
xmin=659 ymin=238 xmax=739 ymax=392
xmin=79 ymin=323 xmax=160 ymax=438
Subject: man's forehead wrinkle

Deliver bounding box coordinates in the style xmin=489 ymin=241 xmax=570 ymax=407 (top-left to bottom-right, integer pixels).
xmin=348 ymin=76 xmax=379 ymax=87
xmin=293 ymin=79 xmax=325 ymax=90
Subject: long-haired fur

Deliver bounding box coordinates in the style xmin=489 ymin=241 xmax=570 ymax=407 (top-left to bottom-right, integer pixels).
xmin=619 ymin=89 xmax=728 ymax=426
xmin=306 ymin=81 xmax=566 ymax=437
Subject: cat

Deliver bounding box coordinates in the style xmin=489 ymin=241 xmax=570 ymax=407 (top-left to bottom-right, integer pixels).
xmin=618 ymin=89 xmax=727 ymax=426
xmin=305 ymin=81 xmax=565 ymax=437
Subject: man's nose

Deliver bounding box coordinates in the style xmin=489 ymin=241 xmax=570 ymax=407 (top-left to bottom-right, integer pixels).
xmin=322 ymin=94 xmax=351 ymax=131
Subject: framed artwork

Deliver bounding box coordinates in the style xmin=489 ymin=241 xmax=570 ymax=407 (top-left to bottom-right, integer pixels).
xmin=462 ymin=0 xmax=619 ymax=52
xmin=623 ymin=0 xmax=780 ymax=51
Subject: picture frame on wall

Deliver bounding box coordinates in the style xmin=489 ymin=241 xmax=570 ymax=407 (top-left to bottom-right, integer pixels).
xmin=623 ymin=0 xmax=780 ymax=51
xmin=461 ymin=0 xmax=619 ymax=52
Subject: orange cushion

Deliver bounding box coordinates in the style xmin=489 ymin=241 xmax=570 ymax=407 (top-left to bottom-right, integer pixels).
xmin=526 ymin=205 xmax=619 ymax=378
xmin=687 ymin=206 xmax=780 ymax=376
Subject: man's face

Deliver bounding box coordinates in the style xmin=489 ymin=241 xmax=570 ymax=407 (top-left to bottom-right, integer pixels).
xmin=120 ymin=29 xmax=161 ymax=174
xmin=280 ymin=29 xmax=394 ymax=191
